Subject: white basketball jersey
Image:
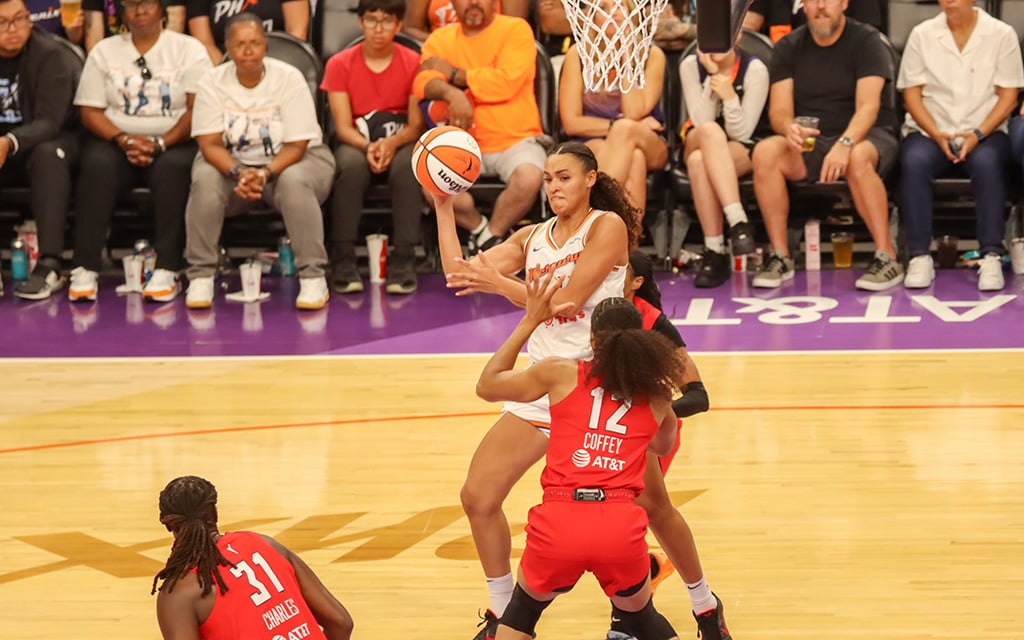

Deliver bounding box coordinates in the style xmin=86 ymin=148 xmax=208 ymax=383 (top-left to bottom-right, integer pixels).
xmin=522 ymin=209 xmax=627 ymax=363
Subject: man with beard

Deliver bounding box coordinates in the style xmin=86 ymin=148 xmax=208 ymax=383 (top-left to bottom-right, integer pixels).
xmin=748 ymin=0 xmax=903 ymax=292
xmin=412 ymin=0 xmax=546 ymax=255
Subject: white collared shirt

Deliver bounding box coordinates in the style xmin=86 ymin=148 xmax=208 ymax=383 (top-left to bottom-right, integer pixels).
xmin=897 ymin=8 xmax=1024 ymax=137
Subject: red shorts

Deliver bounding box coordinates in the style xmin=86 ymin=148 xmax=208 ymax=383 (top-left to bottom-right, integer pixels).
xmin=657 ymin=420 xmax=683 ymax=476
xmin=519 ymin=498 xmax=649 ymax=597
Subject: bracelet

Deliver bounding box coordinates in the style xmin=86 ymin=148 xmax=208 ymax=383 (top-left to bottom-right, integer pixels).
xmin=111 ymin=132 xmax=125 ymax=145
xmin=262 ymin=166 xmax=275 ymax=182
xmin=228 ymin=164 xmax=242 ymax=181
xmin=449 ymin=67 xmax=459 ymax=86
xmin=151 ymin=135 xmax=166 ymax=154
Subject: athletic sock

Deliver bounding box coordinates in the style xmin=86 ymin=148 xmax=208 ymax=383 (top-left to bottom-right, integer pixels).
xmin=686 ymin=576 xmax=717 ymax=615
xmin=705 ymin=235 xmax=726 ymax=254
xmin=487 ymin=572 xmax=515 ymax=616
xmin=723 ymin=202 xmax=747 ymax=227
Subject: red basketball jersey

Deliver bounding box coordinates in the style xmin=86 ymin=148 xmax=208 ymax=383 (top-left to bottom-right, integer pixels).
xmin=544 ymin=362 xmax=659 ymax=494
xmin=198 ymin=531 xmax=327 ymax=640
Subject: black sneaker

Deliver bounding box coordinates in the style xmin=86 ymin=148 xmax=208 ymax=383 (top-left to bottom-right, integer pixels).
xmin=15 ymin=263 xmax=65 ymax=300
xmin=472 ymin=609 xmax=499 ymax=640
xmin=330 ymin=259 xmax=363 ymax=294
xmin=385 ymin=254 xmax=418 ymax=295
xmin=694 ymin=249 xmax=730 ymax=288
xmin=468 ymin=230 xmax=505 ymax=256
xmin=728 ymin=220 xmax=756 ymax=255
xmin=694 ymin=593 xmax=732 ymax=640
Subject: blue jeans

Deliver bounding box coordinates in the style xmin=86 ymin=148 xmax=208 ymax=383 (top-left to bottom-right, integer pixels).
xmin=899 ymin=131 xmax=1011 ymax=257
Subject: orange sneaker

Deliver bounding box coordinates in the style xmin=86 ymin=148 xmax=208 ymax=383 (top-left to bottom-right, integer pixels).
xmin=649 ymin=551 xmax=675 ymax=593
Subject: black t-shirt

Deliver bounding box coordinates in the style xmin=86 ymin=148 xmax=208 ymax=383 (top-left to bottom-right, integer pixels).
xmin=769 ymin=17 xmax=896 ymax=136
xmin=747 ymin=0 xmax=883 ymax=33
xmin=187 ymin=0 xmax=301 ymax=50
xmin=82 ymin=0 xmax=185 ymax=38
xmin=0 ymin=55 xmax=23 ymax=135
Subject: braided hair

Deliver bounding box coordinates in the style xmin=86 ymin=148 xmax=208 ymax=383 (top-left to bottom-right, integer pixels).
xmin=151 ymin=476 xmax=233 ymax=596
xmin=548 ymin=141 xmax=644 ymax=249
xmin=588 ymin=297 xmax=683 ymax=401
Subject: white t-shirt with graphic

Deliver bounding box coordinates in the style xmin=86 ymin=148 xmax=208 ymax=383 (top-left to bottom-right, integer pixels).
xmin=191 ymin=57 xmax=323 ymax=167
xmin=74 ymin=30 xmax=212 ymax=136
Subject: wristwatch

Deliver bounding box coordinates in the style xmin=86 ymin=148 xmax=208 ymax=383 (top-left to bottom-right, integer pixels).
xmin=228 ymin=164 xmax=242 ymax=181
xmin=973 ymin=128 xmax=986 ymax=143
xmin=838 ymin=136 xmax=854 ymax=147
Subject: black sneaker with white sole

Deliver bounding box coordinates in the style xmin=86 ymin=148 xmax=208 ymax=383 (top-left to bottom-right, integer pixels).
xmin=728 ymin=220 xmax=756 ymax=255
xmin=694 ymin=249 xmax=730 ymax=288
xmin=15 ymin=263 xmax=65 ymax=300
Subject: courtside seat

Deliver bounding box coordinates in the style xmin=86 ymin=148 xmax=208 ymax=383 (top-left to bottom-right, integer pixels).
xmin=311 ymin=0 xmax=363 ymax=61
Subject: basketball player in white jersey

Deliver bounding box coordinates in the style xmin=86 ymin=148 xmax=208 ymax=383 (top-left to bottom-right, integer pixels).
xmin=432 ymin=141 xmax=644 ymax=639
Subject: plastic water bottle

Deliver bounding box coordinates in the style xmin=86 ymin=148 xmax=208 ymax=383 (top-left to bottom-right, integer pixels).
xmin=134 ymin=239 xmax=157 ymax=282
xmin=10 ymin=238 xmax=28 ymax=280
xmin=278 ymin=237 xmax=295 ymax=276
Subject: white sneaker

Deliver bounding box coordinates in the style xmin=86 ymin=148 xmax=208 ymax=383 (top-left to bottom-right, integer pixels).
xmin=143 ymin=269 xmax=180 ymax=302
xmin=977 ymin=254 xmax=1005 ymax=291
xmin=68 ymin=267 xmax=99 ymax=302
xmin=296 ymin=276 xmax=329 ymax=310
xmin=904 ymin=255 xmax=935 ymax=289
xmin=186 ymin=276 xmax=215 ymax=309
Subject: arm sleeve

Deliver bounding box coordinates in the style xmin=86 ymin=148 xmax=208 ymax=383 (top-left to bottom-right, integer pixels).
xmin=895 ymin=27 xmax=924 ymax=90
xmin=189 ymin=70 xmax=223 ymax=137
xmin=464 ymin=20 xmax=536 ymax=104
xmin=680 ymin=55 xmax=718 ymax=126
xmin=10 ymin=47 xmax=74 ymax=154
xmin=281 ymin=67 xmax=322 ymax=142
xmin=412 ymin=31 xmax=447 ymax=99
xmin=994 ymin=26 xmax=1024 ymax=89
xmin=722 ymin=58 xmax=768 ymax=142
xmin=854 ymin=29 xmax=891 ymax=82
xmin=73 ymin=49 xmax=110 ymax=108
xmin=768 ymin=33 xmax=795 ymax=84
xmin=651 ymin=314 xmax=686 ymax=348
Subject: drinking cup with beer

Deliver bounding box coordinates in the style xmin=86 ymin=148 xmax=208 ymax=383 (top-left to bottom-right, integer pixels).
xmin=830 ymin=231 xmax=854 ymax=269
xmin=60 ymin=0 xmax=82 ymax=29
xmin=795 ymin=116 xmax=820 ymax=152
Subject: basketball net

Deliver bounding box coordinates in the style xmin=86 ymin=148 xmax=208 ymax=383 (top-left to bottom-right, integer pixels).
xmin=562 ymin=0 xmax=670 ymax=93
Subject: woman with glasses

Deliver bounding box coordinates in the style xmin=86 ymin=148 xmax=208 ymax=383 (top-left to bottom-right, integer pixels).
xmin=185 ymin=0 xmax=308 ymax=65
xmin=69 ymin=0 xmax=211 ymax=303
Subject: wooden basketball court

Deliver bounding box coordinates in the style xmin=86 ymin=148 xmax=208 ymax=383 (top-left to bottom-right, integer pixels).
xmin=2 ymin=349 xmax=1022 ymax=639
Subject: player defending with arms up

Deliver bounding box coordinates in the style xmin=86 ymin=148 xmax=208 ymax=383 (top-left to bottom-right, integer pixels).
xmin=477 ymin=282 xmax=684 ymax=640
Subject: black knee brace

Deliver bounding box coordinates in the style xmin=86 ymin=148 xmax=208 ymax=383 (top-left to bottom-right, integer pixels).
xmin=500 ymin=585 xmax=553 ymax=637
xmin=612 ymin=598 xmax=677 ymax=640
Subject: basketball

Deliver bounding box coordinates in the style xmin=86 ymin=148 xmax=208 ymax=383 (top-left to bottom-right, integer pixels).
xmin=411 ymin=126 xmax=482 ymax=196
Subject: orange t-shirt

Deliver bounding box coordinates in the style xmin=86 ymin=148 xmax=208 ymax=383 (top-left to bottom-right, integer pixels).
xmin=413 ymin=15 xmax=542 ymax=153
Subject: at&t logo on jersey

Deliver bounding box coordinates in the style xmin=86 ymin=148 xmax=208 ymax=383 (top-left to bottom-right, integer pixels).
xmin=272 ymin=622 xmax=312 ymax=640
xmin=571 ymin=449 xmax=591 ymax=467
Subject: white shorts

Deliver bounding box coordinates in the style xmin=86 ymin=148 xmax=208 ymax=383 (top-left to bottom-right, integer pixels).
xmin=503 ymin=395 xmax=552 ymax=437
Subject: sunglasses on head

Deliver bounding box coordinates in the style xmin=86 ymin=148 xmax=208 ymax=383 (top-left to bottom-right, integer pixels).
xmin=135 ymin=56 xmax=152 ymax=80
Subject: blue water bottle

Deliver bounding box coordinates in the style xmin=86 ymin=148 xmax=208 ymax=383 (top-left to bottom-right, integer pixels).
xmin=10 ymin=238 xmax=28 ymax=280
xmin=278 ymin=236 xmax=295 ymax=276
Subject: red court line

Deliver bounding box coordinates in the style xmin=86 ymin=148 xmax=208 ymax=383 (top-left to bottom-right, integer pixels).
xmin=3 ymin=403 xmax=1023 ymax=455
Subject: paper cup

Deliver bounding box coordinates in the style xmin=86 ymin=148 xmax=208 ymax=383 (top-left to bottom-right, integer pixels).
xmin=123 ymin=255 xmax=143 ymax=292
xmin=240 ymin=261 xmax=262 ymax=301
xmin=1010 ymin=238 xmax=1024 ymax=275
xmin=366 ymin=234 xmax=388 ymax=283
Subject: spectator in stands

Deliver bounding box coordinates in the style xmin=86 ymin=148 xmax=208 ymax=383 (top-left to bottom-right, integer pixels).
xmin=0 ymin=0 xmax=78 ymax=300
xmin=402 ymin=0 xmax=528 ymax=43
xmin=413 ymin=0 xmax=546 ymax=253
xmin=750 ymin=0 xmax=903 ymax=291
xmin=84 ymin=0 xmax=185 ymax=52
xmin=68 ymin=0 xmax=210 ymax=303
xmin=680 ymin=37 xmax=768 ymax=288
xmin=743 ymin=0 xmax=883 ymax=42
xmin=323 ymin=0 xmax=425 ymax=295
xmin=185 ymin=0 xmax=308 ymax=64
xmin=184 ymin=13 xmax=335 ymax=310
xmin=558 ymin=0 xmax=668 ymax=224
xmin=26 ymin=0 xmax=84 ymax=44
xmin=897 ymin=0 xmax=1023 ymax=291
